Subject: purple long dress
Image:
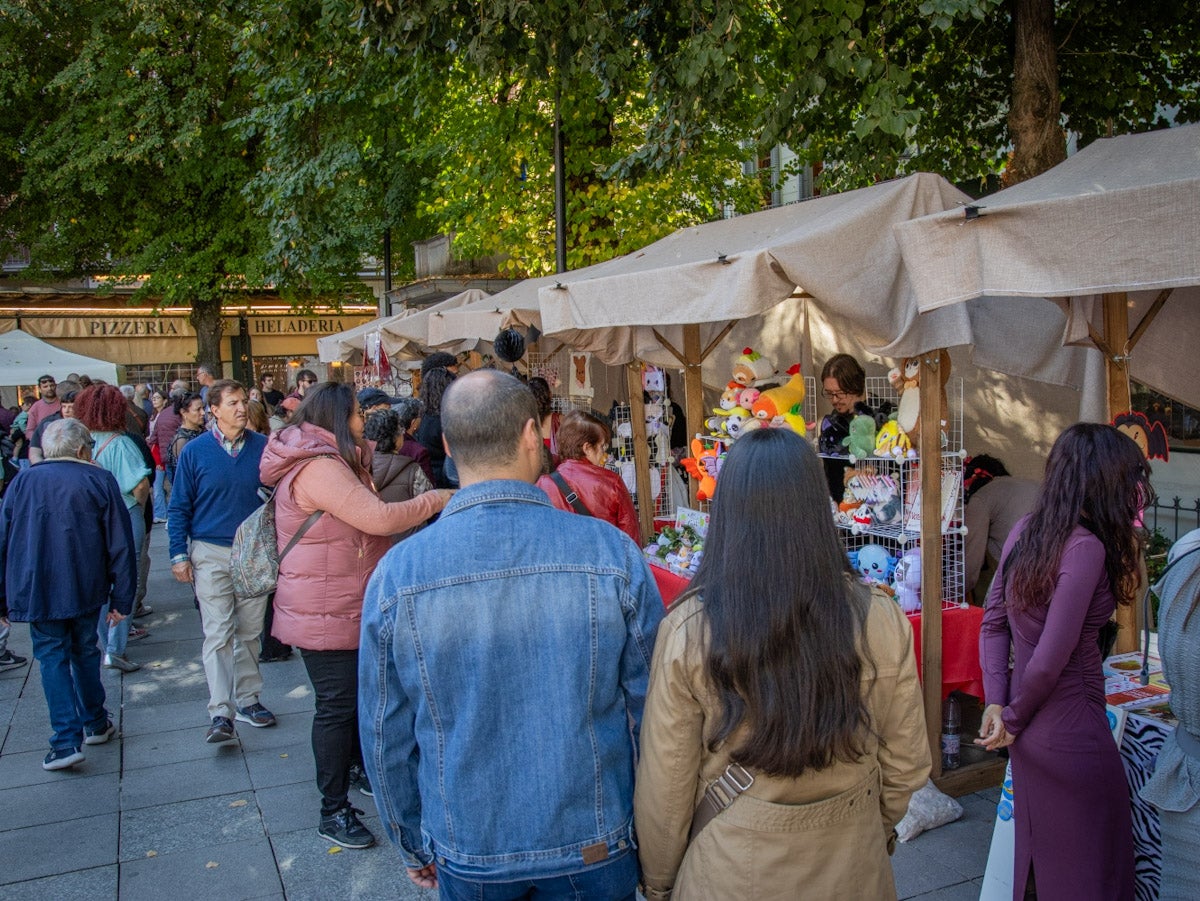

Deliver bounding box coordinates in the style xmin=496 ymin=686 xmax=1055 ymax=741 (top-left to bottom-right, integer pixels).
xmin=981 ymin=522 xmax=1134 ymax=901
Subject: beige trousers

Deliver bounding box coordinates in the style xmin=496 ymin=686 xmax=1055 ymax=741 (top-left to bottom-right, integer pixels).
xmin=190 ymin=540 xmax=268 ymax=721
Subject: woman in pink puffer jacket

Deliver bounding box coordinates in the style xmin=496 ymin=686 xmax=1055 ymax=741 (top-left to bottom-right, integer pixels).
xmin=259 ymin=382 xmax=451 ymax=850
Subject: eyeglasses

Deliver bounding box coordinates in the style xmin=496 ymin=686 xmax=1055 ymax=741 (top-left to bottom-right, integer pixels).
xmin=821 ymin=390 xmax=851 ymax=401
xmin=299 ymin=379 xmax=315 ymax=385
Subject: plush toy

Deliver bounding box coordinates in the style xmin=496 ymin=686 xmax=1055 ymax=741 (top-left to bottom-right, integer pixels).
xmin=888 ymin=350 xmax=951 ymax=446
xmin=1112 ymin=410 xmax=1170 ymax=462
xmin=782 ymin=403 xmax=807 ymax=436
xmin=620 ymin=461 xmax=662 ymax=500
xmin=893 ymin=546 xmax=922 ymax=614
xmin=751 ymin=364 xmax=806 ymax=429
xmin=874 ymin=419 xmax=915 ymax=459
xmin=718 ymin=381 xmax=741 ymax=412
xmin=731 ymin=347 xmax=777 ymax=387
xmin=842 ymin=414 xmax=876 ymax=463
xmin=737 ymin=386 xmax=761 ymax=409
xmin=680 ymin=438 xmax=723 ymax=501
xmin=722 ymin=406 xmax=754 ymax=440
xmin=849 ymin=544 xmax=897 ymax=585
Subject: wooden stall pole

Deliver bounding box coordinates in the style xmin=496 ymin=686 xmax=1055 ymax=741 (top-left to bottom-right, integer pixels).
xmin=1102 ymin=292 xmax=1140 ymax=654
xmin=627 ymin=362 xmax=656 ymax=542
xmin=682 ymin=325 xmax=705 ymax=507
xmin=919 ymin=351 xmax=946 ymax=780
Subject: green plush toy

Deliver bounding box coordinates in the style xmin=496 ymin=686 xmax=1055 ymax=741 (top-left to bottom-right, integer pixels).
xmin=842 ymin=413 xmax=877 ymax=463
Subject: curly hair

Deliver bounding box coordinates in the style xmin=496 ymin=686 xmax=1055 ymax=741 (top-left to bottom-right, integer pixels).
xmin=74 ymin=384 xmax=129 ymax=433
xmin=364 ymin=409 xmax=402 ymax=454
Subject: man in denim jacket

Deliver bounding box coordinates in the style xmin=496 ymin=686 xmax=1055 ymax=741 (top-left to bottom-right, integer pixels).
xmin=360 ymin=369 xmax=663 ymax=898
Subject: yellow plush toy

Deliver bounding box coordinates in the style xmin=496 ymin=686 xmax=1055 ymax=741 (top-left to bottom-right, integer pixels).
xmin=874 ymin=419 xmax=914 ymax=459
xmin=751 ymin=364 xmax=806 ymax=432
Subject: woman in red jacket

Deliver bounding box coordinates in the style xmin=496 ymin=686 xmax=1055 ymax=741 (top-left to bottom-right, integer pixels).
xmin=537 ymin=410 xmax=641 ymax=544
xmin=259 ymin=383 xmax=451 ymax=851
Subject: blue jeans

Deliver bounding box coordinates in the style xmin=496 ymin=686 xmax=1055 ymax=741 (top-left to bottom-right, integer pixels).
xmin=30 ymin=614 xmax=110 ymax=751
xmin=152 ymin=468 xmax=168 ymax=521
xmin=437 ymin=853 xmax=638 ymax=901
xmin=98 ymin=503 xmax=144 ymax=655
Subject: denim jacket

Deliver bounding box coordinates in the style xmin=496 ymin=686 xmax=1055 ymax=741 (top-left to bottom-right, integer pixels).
xmin=359 ymin=480 xmax=663 ymax=879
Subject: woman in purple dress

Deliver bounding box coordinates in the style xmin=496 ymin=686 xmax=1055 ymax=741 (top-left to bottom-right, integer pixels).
xmin=978 ymin=423 xmax=1148 ymax=900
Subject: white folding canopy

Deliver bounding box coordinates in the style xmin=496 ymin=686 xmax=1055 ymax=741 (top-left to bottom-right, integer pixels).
xmin=0 ymin=328 xmax=120 ymax=385
xmin=316 ymin=289 xmax=490 ymax=364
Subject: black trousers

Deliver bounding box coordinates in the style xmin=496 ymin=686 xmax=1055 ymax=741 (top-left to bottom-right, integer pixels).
xmin=260 ymin=593 xmax=292 ymax=659
xmin=300 ymin=648 xmax=362 ymax=815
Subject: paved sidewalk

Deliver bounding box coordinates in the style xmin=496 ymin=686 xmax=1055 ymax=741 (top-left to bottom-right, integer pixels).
xmin=0 ymin=524 xmax=995 ymax=899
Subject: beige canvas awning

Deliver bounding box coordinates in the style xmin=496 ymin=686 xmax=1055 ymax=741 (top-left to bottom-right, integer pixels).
xmin=894 ymin=124 xmax=1200 ymax=406
xmin=317 ymin=289 xmax=489 ymax=364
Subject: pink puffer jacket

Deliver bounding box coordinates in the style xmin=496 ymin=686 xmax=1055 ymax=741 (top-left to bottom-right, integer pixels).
xmin=259 ymin=422 xmax=446 ymax=650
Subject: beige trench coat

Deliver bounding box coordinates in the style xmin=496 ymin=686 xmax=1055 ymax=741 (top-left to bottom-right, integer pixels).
xmin=634 ymin=588 xmax=930 ymax=900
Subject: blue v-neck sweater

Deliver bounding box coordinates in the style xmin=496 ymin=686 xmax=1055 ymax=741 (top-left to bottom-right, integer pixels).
xmin=167 ymin=430 xmax=267 ymax=559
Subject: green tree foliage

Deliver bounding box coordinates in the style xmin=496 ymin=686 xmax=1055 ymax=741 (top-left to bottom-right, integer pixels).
xmin=631 ymin=0 xmax=1200 ymax=190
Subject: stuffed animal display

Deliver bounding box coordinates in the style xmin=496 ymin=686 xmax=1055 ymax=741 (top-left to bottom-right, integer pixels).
xmin=837 ymin=469 xmax=902 ymax=534
xmin=842 ymin=414 xmax=876 ymax=463
xmin=874 ymin=419 xmax=915 ymax=459
xmin=708 ymin=355 xmax=806 ymax=441
xmin=731 ymin=347 xmax=777 ymax=387
xmin=888 ymin=350 xmax=951 ymax=447
xmin=892 ymin=546 xmax=922 ymax=614
xmin=751 ymin=364 xmax=807 ymax=436
xmin=848 ymin=544 xmax=897 ymax=586
xmin=680 ymin=437 xmax=725 ymax=502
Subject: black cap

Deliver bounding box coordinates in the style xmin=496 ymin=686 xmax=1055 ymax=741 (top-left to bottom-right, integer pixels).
xmin=357 ymin=388 xmax=399 ymax=409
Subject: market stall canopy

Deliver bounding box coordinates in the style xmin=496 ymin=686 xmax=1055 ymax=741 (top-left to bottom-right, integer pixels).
xmin=535 ymin=173 xmax=1100 ymax=393
xmin=894 ymin=124 xmax=1200 ymax=406
xmin=0 ymin=328 xmax=119 ymax=385
xmin=424 ymin=259 xmax=635 ymax=355
xmin=316 ymin=289 xmax=489 ymax=364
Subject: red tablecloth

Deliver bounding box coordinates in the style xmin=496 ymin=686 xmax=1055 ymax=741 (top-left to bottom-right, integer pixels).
xmin=908 ymin=605 xmax=985 ymax=700
xmin=651 ymin=565 xmax=984 ymax=700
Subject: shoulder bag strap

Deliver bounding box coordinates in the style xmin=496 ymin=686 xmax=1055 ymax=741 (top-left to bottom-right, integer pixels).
xmin=688 ymin=762 xmax=755 ymax=843
xmin=549 ymin=470 xmax=593 ymax=517
xmin=278 ymin=506 xmax=323 ymax=563
xmin=93 ymin=434 xmax=119 ymax=461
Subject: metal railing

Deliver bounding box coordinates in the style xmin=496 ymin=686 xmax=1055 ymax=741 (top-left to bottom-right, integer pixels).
xmin=1146 ymin=496 xmax=1200 ymax=544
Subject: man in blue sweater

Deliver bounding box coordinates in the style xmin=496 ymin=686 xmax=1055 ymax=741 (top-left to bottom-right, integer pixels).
xmin=168 ymin=379 xmax=276 ymax=744
xmin=0 ymin=419 xmax=136 ymax=770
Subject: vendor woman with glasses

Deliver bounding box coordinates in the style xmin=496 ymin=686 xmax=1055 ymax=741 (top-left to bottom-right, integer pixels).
xmin=818 ymin=354 xmax=891 ymax=500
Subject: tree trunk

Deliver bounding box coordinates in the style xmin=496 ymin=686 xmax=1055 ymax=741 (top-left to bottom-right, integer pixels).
xmin=1005 ymin=0 xmax=1065 ymax=185
xmin=189 ymin=297 xmax=225 ymax=374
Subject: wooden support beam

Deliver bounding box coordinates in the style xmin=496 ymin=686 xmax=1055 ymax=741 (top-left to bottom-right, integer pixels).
xmin=627 ymin=363 xmax=655 ymax=543
xmin=934 ymin=757 xmax=1006 ymax=798
xmin=700 ymin=321 xmax=738 ymax=363
xmin=919 ymin=351 xmax=946 ymax=780
xmin=682 ymin=325 xmax=705 ymax=507
xmin=1102 ymin=292 xmax=1140 ymax=654
xmin=1127 ymin=288 xmax=1172 ymax=353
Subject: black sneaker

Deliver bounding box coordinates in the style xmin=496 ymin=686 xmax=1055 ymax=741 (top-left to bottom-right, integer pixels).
xmin=235 ymin=703 xmax=277 ymax=728
xmin=0 ymin=650 xmax=27 ymax=668
xmin=318 ymin=806 xmax=375 ymax=849
xmin=205 ymin=716 xmax=237 ymax=744
xmin=43 ymin=747 xmax=85 ymax=771
xmin=348 ymin=764 xmax=374 ymax=798
xmin=84 ymin=719 xmax=116 ymax=746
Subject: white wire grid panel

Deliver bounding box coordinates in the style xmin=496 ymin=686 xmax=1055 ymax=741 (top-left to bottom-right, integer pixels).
xmin=609 ymin=402 xmax=678 ymax=520
xmin=829 ymin=375 xmax=967 ymax=608
xmin=528 ymin=349 xmax=588 ymax=414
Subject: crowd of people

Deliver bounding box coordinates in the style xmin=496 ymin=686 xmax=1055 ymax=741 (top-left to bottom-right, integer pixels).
xmin=1 ymin=354 xmax=1198 ymax=900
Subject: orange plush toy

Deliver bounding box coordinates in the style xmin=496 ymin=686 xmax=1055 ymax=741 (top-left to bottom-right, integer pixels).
xmin=681 ymin=438 xmax=723 ymax=501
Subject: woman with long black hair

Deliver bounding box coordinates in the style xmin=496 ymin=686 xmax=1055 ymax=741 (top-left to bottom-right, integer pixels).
xmin=978 ymin=423 xmax=1148 ymax=900
xmin=635 ymin=428 xmax=929 ymax=900
xmin=259 ymin=382 xmax=451 ymax=850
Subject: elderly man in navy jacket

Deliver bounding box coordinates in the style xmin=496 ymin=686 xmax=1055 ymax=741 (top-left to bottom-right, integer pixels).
xmin=0 ymin=419 xmax=136 ymax=771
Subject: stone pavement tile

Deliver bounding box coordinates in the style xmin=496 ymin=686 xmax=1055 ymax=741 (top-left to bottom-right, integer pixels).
xmin=244 ymin=741 xmax=317 ymax=790
xmin=0 ymin=813 xmax=117 ymax=884
xmin=119 ymin=791 xmax=267 ymax=861
xmin=121 ymin=750 xmax=251 ymax=810
xmin=903 ymin=881 xmax=982 ymax=900
xmin=271 ymin=825 xmax=435 ymax=901
xmin=121 ymin=697 xmax=208 ymax=737
xmin=0 ymin=672 xmax=29 ymax=701
xmin=122 ymin=675 xmax=211 ymax=708
xmin=122 ymin=638 xmax=205 ymax=672
xmin=255 ymin=781 xmax=320 ymax=837
xmin=0 ymin=741 xmax=122 ymax=789
xmin=236 ymin=708 xmax=312 ymax=753
xmin=259 ymin=672 xmax=317 ymax=714
xmin=0 ymin=771 xmax=119 ymax=831
xmin=0 ymin=698 xmax=15 ymax=727
xmin=893 ymin=841 xmax=975 ymax=899
xmin=0 ymin=864 xmax=118 ymax=901
xmin=119 ymin=835 xmax=283 ymax=901
xmin=123 ymin=722 xmax=232 ymax=771
xmin=905 ymin=808 xmax=996 ymax=882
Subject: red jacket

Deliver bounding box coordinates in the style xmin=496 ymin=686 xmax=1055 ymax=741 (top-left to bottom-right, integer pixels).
xmin=259 ymin=423 xmax=446 ymax=650
xmin=537 ymin=458 xmax=642 ymax=545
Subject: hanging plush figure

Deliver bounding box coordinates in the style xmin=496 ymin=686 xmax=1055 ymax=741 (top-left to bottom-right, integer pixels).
xmin=874 ymin=418 xmax=915 ymax=459
xmin=888 ymin=350 xmax=951 ymax=446
xmin=1112 ymin=410 xmax=1170 ymax=462
xmin=681 ymin=438 xmax=722 ymax=501
xmin=842 ymin=414 xmax=876 ymax=463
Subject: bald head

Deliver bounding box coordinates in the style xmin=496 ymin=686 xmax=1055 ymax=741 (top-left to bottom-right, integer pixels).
xmin=442 ymin=370 xmax=541 ymax=482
